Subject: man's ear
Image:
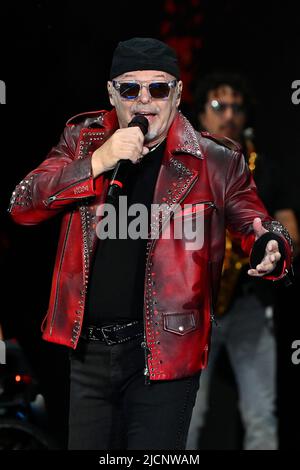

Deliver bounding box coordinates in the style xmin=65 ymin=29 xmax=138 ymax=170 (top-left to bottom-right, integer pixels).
xmin=107 ymin=82 xmax=115 ymax=106
xmin=176 ymin=81 xmax=183 ymax=107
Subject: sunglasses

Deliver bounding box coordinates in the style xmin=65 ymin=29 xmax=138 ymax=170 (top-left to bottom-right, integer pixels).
xmin=210 ymin=100 xmax=245 ymax=114
xmin=112 ymin=80 xmax=177 ymax=100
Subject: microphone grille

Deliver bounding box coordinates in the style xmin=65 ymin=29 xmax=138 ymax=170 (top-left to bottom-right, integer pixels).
xmin=128 ymin=114 xmax=149 ymax=135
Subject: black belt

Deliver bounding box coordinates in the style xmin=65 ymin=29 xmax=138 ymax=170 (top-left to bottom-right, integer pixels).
xmin=80 ymin=320 xmax=144 ymax=345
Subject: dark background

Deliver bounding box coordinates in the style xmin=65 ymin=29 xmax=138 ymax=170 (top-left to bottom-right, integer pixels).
xmin=1 ymin=0 xmax=299 ymax=449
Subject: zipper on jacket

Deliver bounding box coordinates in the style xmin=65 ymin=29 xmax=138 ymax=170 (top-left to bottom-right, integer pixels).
xmin=50 ymin=212 xmax=74 ymax=335
xmin=46 ymin=178 xmax=90 ymax=205
xmin=141 ymin=175 xmax=200 ymax=386
xmin=208 ymin=256 xmax=218 ymax=327
xmin=141 ymin=340 xmax=151 ymax=385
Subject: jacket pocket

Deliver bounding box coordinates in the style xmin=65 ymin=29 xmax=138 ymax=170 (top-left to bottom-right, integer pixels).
xmin=171 ymin=201 xmax=216 ymax=251
xmin=173 ymin=201 xmax=216 ymax=220
xmin=163 ymin=311 xmax=196 ymax=336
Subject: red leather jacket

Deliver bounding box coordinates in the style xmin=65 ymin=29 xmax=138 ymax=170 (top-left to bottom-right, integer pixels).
xmin=9 ymin=109 xmax=292 ymax=382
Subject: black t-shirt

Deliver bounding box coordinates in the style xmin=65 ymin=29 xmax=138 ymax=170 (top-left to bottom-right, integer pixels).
xmin=85 ymin=141 xmax=165 ymax=326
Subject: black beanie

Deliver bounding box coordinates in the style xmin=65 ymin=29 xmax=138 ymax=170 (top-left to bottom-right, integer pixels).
xmin=109 ymin=37 xmax=180 ymax=80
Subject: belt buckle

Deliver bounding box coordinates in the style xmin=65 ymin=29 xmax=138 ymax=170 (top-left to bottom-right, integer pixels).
xmin=101 ymin=325 xmax=117 ymax=345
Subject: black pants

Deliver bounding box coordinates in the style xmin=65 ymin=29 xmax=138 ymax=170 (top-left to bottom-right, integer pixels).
xmin=68 ymin=335 xmax=201 ymax=450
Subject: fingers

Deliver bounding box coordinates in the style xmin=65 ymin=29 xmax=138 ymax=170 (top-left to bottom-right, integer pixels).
xmin=116 ymin=127 xmax=144 ymax=146
xmin=248 ymin=265 xmax=271 ymax=277
xmin=269 ymin=251 xmax=281 ymax=263
xmin=115 ymin=128 xmax=145 ymax=162
xmin=248 ymin=239 xmax=281 ymax=277
xmin=102 ymin=127 xmax=145 ymax=166
xmin=252 ymin=217 xmax=268 ymax=239
xmin=266 ymin=239 xmax=278 ymax=253
xmin=253 ymin=217 xmax=262 ymax=229
xmin=264 ymin=239 xmax=281 ymax=265
xmin=91 ymin=127 xmax=147 ymax=176
xmin=248 ymin=268 xmax=261 ymax=276
xmin=256 ymin=260 xmax=273 ymax=273
xmin=255 ymin=254 xmax=280 ymax=272
xmin=132 ymin=146 xmax=150 ymax=165
xmin=142 ymin=146 xmax=150 ymax=156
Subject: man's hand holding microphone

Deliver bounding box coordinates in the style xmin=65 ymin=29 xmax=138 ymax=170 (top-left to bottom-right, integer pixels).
xmin=91 ymin=115 xmax=149 ymax=178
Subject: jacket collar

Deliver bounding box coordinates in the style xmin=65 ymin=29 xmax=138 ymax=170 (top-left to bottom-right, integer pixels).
xmin=166 ymin=111 xmax=204 ymax=159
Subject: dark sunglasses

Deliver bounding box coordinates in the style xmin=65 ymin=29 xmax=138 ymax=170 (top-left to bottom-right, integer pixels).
xmin=210 ymin=100 xmax=245 ymax=114
xmin=112 ymin=80 xmax=177 ymax=100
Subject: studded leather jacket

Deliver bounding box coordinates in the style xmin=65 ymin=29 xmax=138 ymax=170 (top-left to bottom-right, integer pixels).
xmin=9 ymin=109 xmax=292 ymax=383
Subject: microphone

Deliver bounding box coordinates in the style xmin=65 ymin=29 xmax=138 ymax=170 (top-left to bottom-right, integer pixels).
xmin=106 ymin=115 xmax=149 ymax=202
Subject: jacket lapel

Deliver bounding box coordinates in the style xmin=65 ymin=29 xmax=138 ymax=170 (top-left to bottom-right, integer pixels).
xmin=151 ymin=112 xmax=203 ymax=233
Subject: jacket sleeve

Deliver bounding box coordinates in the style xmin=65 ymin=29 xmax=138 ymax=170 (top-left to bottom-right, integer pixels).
xmin=225 ymin=150 xmax=293 ymax=281
xmin=8 ymin=124 xmax=103 ymax=225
